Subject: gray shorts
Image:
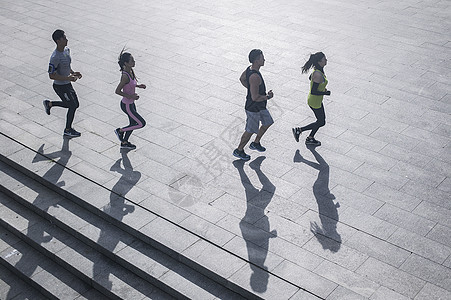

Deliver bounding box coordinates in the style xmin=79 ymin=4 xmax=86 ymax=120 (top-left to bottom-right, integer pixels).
xmin=245 ymin=109 xmax=274 ymax=134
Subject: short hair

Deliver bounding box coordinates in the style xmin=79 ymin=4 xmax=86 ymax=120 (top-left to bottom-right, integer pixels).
xmin=52 ymin=29 xmax=65 ymax=43
xmin=248 ymin=49 xmax=263 ymax=63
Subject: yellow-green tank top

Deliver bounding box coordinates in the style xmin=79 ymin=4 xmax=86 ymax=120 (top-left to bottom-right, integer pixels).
xmin=307 ymin=69 xmax=328 ymax=109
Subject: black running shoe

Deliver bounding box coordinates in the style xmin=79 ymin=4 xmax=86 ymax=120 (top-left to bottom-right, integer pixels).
xmin=233 ymin=148 xmax=251 ymax=161
xmin=305 ymin=136 xmax=321 ymax=146
xmin=114 ymin=128 xmax=124 ymax=142
xmin=43 ymin=100 xmax=51 ymax=115
xmin=249 ymin=142 xmax=266 ymax=152
xmin=121 ymin=142 xmax=136 ymax=150
xmin=64 ymin=128 xmax=81 ymax=137
xmin=292 ymin=127 xmax=301 ymax=142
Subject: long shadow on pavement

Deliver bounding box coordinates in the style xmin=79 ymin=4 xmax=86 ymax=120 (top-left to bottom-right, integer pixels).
xmin=233 ymin=156 xmax=277 ymax=293
xmin=93 ymin=150 xmax=139 ymax=289
xmin=294 ymin=147 xmax=341 ymax=252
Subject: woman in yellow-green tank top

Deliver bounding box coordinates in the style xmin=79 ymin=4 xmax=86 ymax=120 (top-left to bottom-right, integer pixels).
xmin=292 ymin=52 xmax=330 ymax=146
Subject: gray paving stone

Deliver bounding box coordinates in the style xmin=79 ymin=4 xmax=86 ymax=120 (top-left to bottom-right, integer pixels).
xmin=400 ymin=254 xmax=451 ymax=292
xmin=438 ymin=177 xmax=451 ymax=193
xmin=339 ymin=207 xmax=398 ymax=240
xmin=297 ymin=209 xmax=356 ymax=244
xmin=255 ymin=212 xmax=313 ymax=248
xmin=116 ymin=239 xmax=175 ymax=281
xmin=329 ymin=185 xmax=384 ymax=215
xmin=138 ymin=194 xmax=192 ymax=225
xmin=289 ymin=288 xmax=323 ymax=300
xmin=222 ymin=235 xmax=285 ymax=273
xmin=390 ymin=225 xmax=451 ymax=262
xmin=355 ymin=257 xmax=425 ymax=299
xmin=228 ymin=263 xmax=299 ymax=299
xmin=413 ymin=201 xmax=451 ymax=228
xmin=414 ymin=282 xmax=451 ymax=300
xmin=265 ymin=194 xmax=310 ymax=223
xmin=379 ymin=144 xmax=431 ymax=168
xmin=426 ymin=224 xmax=451 ymax=248
xmin=364 ymin=182 xmax=422 ymax=212
xmin=329 ymin=117 xmax=379 ymax=138
xmin=354 ymin=163 xmax=409 ymax=191
xmin=369 ymin=286 xmax=410 ymax=300
xmin=390 ymin=161 xmax=446 ymax=189
xmin=70 ymin=161 xmax=116 ymax=186
xmin=374 ymin=203 xmax=436 ymax=236
xmin=400 ymin=180 xmax=451 ymax=210
xmin=315 ymin=260 xmax=379 ymax=298
xmin=443 ymin=255 xmax=451 ymax=269
xmin=272 ymin=259 xmax=337 ymax=299
xmin=303 ymin=236 xmax=368 ymax=272
xmin=0 ymin=133 xmax=23 ymax=157
xmin=423 ymin=157 xmax=451 ymax=179
xmin=182 ymin=239 xmax=247 ymax=282
xmin=320 ymin=148 xmax=363 ymax=173
xmin=140 ymin=217 xmax=200 ymax=254
xmin=179 ymin=214 xmax=235 ymax=247
xmin=325 ymin=285 xmax=368 ymax=300
xmin=346 ymin=145 xmax=399 ymax=171
xmin=6 ymin=148 xmax=49 ymax=175
xmin=345 ymin=231 xmax=410 ymax=268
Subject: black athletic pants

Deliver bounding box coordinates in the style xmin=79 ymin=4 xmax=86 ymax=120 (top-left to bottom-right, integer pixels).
xmin=52 ymin=83 xmax=79 ymax=130
xmin=301 ymin=104 xmax=326 ymax=138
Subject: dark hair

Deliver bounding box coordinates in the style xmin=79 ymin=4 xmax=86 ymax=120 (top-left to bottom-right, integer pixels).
xmin=248 ymin=49 xmax=263 ymax=63
xmin=301 ymin=52 xmax=325 ymax=73
xmin=52 ymin=29 xmax=65 ymax=43
xmin=118 ymin=49 xmax=136 ymax=79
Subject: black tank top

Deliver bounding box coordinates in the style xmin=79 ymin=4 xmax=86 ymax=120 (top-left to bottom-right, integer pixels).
xmin=245 ymin=67 xmax=267 ymax=112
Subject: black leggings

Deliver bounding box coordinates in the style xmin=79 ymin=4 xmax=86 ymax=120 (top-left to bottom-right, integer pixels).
xmin=52 ymin=83 xmax=79 ymax=129
xmin=120 ymin=102 xmax=146 ymax=142
xmin=301 ymin=104 xmax=325 ymax=137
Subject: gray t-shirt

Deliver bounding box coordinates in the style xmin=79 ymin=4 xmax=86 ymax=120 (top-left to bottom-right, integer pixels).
xmin=48 ymin=47 xmax=71 ymax=85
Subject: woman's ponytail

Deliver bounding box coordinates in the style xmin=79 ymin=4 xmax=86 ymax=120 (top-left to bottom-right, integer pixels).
xmin=118 ymin=47 xmax=131 ymax=71
xmin=301 ymin=52 xmax=325 ymax=73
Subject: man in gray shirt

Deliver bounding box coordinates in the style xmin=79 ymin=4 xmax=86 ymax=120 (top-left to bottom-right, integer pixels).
xmin=43 ymin=29 xmax=82 ymax=137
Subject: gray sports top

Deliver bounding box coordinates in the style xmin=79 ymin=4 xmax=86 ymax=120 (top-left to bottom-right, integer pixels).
xmin=48 ymin=47 xmax=71 ymax=85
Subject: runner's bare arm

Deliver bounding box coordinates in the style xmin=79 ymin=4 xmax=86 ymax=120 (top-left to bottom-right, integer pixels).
xmin=249 ymin=73 xmax=271 ymax=102
xmin=239 ymin=69 xmax=247 ymax=88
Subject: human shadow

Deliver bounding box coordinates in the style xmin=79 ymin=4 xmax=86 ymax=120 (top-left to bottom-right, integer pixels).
xmin=92 ymin=150 xmax=139 ymax=289
xmin=4 ymin=137 xmax=73 ymax=299
xmin=233 ymin=156 xmax=277 ymax=293
xmin=106 ymin=150 xmax=139 ymax=220
xmin=32 ymin=136 xmax=72 ymax=188
xmin=294 ymin=147 xmax=341 ymax=252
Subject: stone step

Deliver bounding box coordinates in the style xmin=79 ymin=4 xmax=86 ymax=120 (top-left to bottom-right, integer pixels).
xmin=0 ymin=260 xmax=48 ymax=300
xmin=0 ymin=162 xmax=245 ymax=300
xmin=0 ymin=224 xmax=113 ymax=300
xmin=0 ymin=190 xmax=172 ymax=300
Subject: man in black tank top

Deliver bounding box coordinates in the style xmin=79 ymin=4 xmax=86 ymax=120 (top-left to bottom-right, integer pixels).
xmin=233 ymin=49 xmax=274 ymax=161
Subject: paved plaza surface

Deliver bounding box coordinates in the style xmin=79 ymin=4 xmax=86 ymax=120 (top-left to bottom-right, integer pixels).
xmin=0 ymin=0 xmax=450 ymax=299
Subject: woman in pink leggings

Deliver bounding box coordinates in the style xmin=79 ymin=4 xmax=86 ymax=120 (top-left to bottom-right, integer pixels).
xmin=114 ymin=51 xmax=147 ymax=149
